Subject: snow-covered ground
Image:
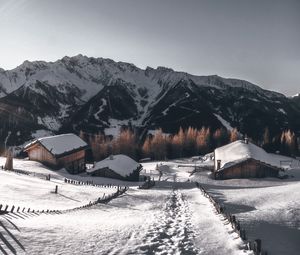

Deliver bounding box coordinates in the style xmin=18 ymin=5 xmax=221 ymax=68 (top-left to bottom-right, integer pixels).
xmin=0 ymin=171 xmax=116 ymax=211
xmin=0 ymin=185 xmax=250 ymax=255
xmin=142 ymin=157 xmax=300 ymax=255
xmin=208 ymin=182 xmax=300 ymax=255
xmin=0 ymin=155 xmax=299 ymax=254
xmin=0 ymin=156 xmax=252 ymax=254
xmin=197 ymin=170 xmax=300 ymax=255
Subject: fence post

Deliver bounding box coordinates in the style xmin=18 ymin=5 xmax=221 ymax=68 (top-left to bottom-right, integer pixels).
xmin=236 ymin=221 xmax=240 ymax=231
xmin=255 ymin=239 xmax=261 ymax=254
xmin=11 ymin=205 xmax=15 ymax=213
xmin=241 ymin=229 xmax=246 ymax=240
xmin=55 ymin=185 xmax=58 ymax=194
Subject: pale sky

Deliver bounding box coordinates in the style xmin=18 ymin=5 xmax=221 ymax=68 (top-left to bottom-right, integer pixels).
xmin=0 ymin=0 xmax=299 ymax=95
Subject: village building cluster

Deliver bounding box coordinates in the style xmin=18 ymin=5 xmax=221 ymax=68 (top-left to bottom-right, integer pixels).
xmin=15 ymin=133 xmax=288 ymax=181
xmin=23 ymin=133 xmax=142 ymax=181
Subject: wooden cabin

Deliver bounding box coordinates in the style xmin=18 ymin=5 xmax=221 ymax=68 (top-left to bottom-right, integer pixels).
xmin=87 ymin=154 xmax=142 ymax=181
xmin=214 ymin=158 xmax=280 ymax=180
xmin=24 ymin=134 xmax=88 ymax=174
xmin=214 ymin=139 xmax=282 ymax=180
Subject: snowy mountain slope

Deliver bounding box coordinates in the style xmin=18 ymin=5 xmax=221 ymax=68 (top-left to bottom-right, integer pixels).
xmin=0 ymin=54 xmax=299 ymax=146
xmin=291 ymin=93 xmax=300 ymax=108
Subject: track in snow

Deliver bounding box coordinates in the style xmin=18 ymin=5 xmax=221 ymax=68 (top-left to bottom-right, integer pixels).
xmin=136 ymin=189 xmax=199 ymax=255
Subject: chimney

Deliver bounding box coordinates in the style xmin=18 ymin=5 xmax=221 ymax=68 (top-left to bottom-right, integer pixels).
xmin=109 ymin=154 xmax=114 ymax=160
xmin=244 ymin=137 xmax=249 ymax=144
xmin=217 ymin=160 xmax=221 ymax=170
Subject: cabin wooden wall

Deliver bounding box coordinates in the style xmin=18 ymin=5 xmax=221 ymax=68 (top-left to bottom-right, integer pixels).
xmin=27 ymin=144 xmax=57 ymax=166
xmin=215 ymin=159 xmax=279 ymax=180
xmin=91 ymin=167 xmax=140 ymax=181
xmin=92 ymin=167 xmax=124 ymax=180
xmin=57 ymin=150 xmax=85 ymax=174
xmin=27 ymin=145 xmax=86 ymax=173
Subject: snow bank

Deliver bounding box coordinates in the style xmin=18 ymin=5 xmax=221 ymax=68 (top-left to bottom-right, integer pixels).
xmin=24 ymin=133 xmax=87 ymax=156
xmin=87 ymin=154 xmax=141 ymax=177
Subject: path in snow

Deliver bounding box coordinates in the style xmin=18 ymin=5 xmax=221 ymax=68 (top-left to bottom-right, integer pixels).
xmin=136 ymin=189 xmax=198 ymax=255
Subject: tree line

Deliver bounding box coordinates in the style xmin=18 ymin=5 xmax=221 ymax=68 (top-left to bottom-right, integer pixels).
xmin=262 ymin=128 xmax=299 ymax=156
xmin=81 ymin=126 xmax=300 ymax=162
xmin=81 ymin=127 xmax=240 ymax=161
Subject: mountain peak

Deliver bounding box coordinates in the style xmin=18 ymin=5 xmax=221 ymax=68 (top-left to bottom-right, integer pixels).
xmin=156 ymin=66 xmax=174 ymax=72
xmin=0 ymin=54 xmax=299 ymax=148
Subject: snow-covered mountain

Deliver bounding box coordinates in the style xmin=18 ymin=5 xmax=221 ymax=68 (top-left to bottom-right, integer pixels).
xmin=0 ymin=54 xmax=299 ymax=146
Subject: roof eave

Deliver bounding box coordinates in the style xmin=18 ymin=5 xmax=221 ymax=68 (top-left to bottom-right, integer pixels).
xmin=24 ymin=141 xmax=88 ymax=158
xmin=217 ymin=158 xmax=283 ymax=172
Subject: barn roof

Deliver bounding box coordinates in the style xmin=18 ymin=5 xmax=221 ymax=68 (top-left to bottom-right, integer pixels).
xmin=214 ymin=140 xmax=284 ymax=171
xmin=24 ymin=133 xmax=88 ymax=157
xmin=87 ymin=154 xmax=141 ymax=177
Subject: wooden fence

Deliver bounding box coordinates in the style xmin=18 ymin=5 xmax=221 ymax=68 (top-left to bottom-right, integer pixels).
xmin=1 ymin=167 xmax=51 ymax=181
xmin=64 ymin=178 xmax=123 ymax=190
xmin=195 ymin=182 xmax=268 ymax=255
xmin=0 ymin=186 xmax=128 ymax=217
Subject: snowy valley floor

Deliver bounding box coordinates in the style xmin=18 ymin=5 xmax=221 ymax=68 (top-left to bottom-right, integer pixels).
xmin=0 ymin=183 xmax=248 ymax=255
xmin=0 ymin=157 xmax=299 ymax=254
xmin=203 ymin=179 xmax=300 ymax=255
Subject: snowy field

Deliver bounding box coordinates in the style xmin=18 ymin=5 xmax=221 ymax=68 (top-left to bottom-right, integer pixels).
xmin=142 ymin=158 xmax=300 ymax=255
xmin=0 ymin=185 xmax=250 ymax=255
xmin=0 ymin=156 xmax=299 ymax=254
xmin=0 ymin=171 xmax=116 ymax=211
xmin=200 ymin=172 xmax=300 ymax=255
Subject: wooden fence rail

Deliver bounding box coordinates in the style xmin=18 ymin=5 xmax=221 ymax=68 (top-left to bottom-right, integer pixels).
xmin=0 ymin=186 xmax=128 ymax=218
xmin=63 ymin=178 xmax=121 ymax=190
xmin=1 ymin=167 xmax=52 ymax=181
xmin=195 ymin=182 xmax=267 ymax=255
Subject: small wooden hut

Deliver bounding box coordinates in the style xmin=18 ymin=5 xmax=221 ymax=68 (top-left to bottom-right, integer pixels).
xmin=87 ymin=154 xmax=142 ymax=181
xmin=24 ymin=133 xmax=88 ymax=174
xmin=214 ymin=139 xmax=282 ymax=180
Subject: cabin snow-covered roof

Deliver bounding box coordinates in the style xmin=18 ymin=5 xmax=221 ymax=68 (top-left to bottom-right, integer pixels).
xmin=214 ymin=140 xmax=284 ymax=171
xmin=87 ymin=154 xmax=141 ymax=177
xmin=24 ymin=133 xmax=88 ymax=156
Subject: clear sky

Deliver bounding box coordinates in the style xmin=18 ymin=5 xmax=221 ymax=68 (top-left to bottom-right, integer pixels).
xmin=0 ymin=0 xmax=299 ymax=95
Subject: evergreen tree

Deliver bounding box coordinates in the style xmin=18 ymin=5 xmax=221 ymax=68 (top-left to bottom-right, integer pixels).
xmin=151 ymin=129 xmax=167 ymax=160
xmin=230 ymin=128 xmax=239 ymax=143
xmin=185 ymin=127 xmax=197 ymax=156
xmin=142 ymin=136 xmax=152 ymax=158
xmin=196 ymin=127 xmax=211 ymax=154
xmin=213 ymin=128 xmax=229 ymax=147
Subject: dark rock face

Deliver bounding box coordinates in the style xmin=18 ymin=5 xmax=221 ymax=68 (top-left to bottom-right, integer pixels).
xmin=0 ymin=55 xmax=299 ymax=147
